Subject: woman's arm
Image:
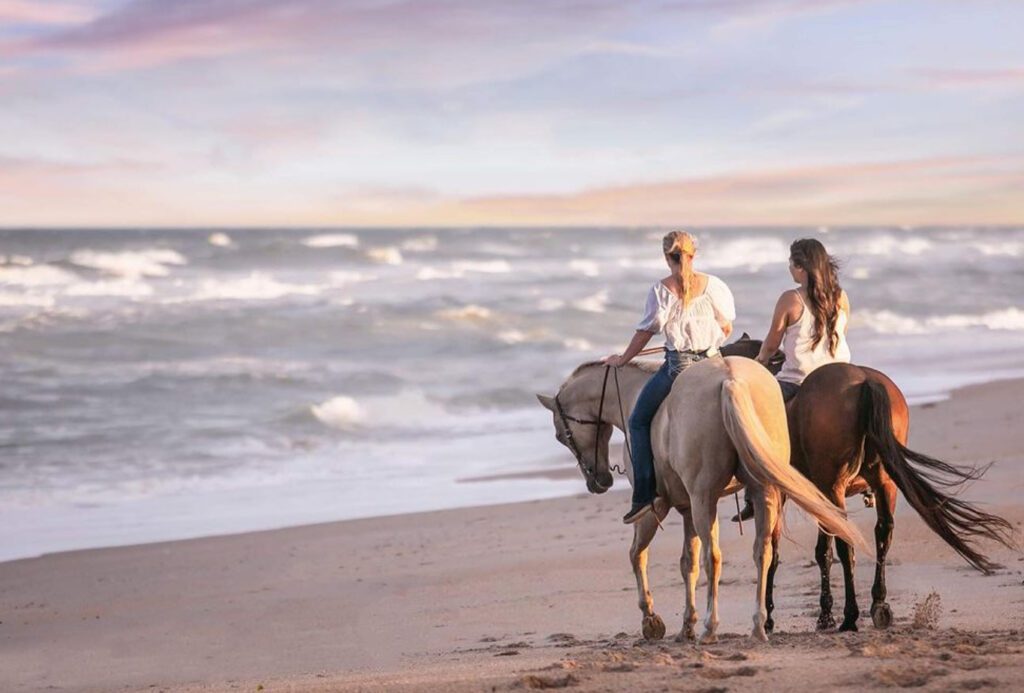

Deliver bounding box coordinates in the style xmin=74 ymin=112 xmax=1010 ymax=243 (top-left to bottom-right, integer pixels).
xmin=604 ymin=330 xmax=656 ymax=367
xmin=756 ymin=292 xmax=795 ymax=365
xmin=840 ymin=290 xmax=851 ymax=335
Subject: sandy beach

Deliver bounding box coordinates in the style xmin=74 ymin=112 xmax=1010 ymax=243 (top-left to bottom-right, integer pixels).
xmin=2 ymin=377 xmax=1022 ymax=692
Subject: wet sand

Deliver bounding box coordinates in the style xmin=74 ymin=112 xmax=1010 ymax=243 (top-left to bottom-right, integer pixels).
xmin=2 ymin=378 xmax=1022 ymax=692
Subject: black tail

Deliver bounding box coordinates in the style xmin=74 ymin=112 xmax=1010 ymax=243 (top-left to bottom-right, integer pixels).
xmin=859 ymin=380 xmax=1016 ymax=574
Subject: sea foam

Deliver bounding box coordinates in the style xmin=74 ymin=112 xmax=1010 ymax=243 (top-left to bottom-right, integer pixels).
xmin=69 ymin=249 xmax=187 ymax=278
xmin=302 ymin=233 xmax=359 ymax=249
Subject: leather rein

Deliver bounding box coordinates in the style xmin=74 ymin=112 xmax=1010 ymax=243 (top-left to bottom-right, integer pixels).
xmin=553 ymin=364 xmax=635 ymax=487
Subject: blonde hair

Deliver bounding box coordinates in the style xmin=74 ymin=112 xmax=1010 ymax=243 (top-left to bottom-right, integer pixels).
xmin=662 ymin=231 xmax=698 ymax=307
xmin=662 ymin=230 xmax=697 ymax=258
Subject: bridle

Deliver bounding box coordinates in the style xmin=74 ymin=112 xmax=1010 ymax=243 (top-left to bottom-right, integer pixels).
xmin=553 ymin=365 xmax=634 ymax=488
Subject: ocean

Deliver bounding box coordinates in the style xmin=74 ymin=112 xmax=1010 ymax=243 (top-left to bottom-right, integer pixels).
xmin=2 ymin=227 xmax=1023 ymax=561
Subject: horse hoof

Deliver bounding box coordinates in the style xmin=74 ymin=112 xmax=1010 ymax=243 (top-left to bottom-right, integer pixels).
xmin=642 ymin=614 xmax=666 ymax=641
xmin=871 ymin=603 xmax=893 ymax=629
xmin=765 ymin=617 xmax=775 ymax=634
xmin=751 ymin=627 xmax=769 ymax=643
xmin=838 ymin=619 xmax=859 ymax=633
xmin=698 ymin=631 xmax=718 ymax=645
xmin=816 ymin=614 xmax=836 ymax=631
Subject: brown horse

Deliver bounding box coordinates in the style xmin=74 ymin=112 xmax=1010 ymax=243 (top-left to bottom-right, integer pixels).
xmin=727 ymin=337 xmax=1017 ymax=632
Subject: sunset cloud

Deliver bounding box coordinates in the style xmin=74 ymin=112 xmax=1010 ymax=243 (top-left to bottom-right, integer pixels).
xmin=2 ymin=0 xmax=1023 ymax=226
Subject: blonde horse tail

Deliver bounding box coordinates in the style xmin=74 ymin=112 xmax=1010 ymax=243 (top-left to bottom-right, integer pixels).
xmin=720 ymin=376 xmax=867 ymax=551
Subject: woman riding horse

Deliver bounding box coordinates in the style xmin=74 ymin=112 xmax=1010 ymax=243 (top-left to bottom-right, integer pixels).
xmin=603 ymin=231 xmax=736 ymax=524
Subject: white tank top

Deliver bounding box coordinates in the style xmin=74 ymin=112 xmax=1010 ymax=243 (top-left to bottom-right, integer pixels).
xmin=777 ymin=291 xmax=851 ymax=385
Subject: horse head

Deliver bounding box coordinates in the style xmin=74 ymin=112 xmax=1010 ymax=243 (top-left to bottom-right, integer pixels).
xmin=536 ymin=364 xmax=615 ymax=494
xmin=721 ymin=332 xmax=784 ymax=375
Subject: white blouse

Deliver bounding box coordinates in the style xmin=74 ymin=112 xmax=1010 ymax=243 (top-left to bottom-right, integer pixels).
xmin=636 ymin=275 xmax=736 ymax=352
xmin=777 ymin=291 xmax=851 ymax=385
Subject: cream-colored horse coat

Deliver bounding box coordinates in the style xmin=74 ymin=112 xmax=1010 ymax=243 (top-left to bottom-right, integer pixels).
xmin=541 ymin=355 xmax=864 ymax=642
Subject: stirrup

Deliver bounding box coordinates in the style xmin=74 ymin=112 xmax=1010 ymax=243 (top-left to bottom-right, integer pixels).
xmin=623 ymin=503 xmax=653 ymax=525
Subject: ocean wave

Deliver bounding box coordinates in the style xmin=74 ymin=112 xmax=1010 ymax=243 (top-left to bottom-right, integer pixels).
xmin=366 ymin=246 xmax=403 ymax=265
xmin=0 ymin=291 xmax=55 ymax=308
xmin=569 ymin=259 xmax=600 ymax=277
xmin=170 ymin=272 xmax=321 ymax=302
xmin=301 ymin=233 xmax=359 ymax=249
xmin=973 ymin=240 xmax=1023 ymax=257
xmin=699 ymin=237 xmax=790 ymax=271
xmin=415 ymin=259 xmax=511 ymax=280
xmin=853 ymin=235 xmax=932 ymax=257
xmin=208 ymin=232 xmax=233 ymax=247
xmin=537 ymin=298 xmax=566 ymax=312
xmin=0 ymin=264 xmax=77 ymax=287
xmin=400 ymin=236 xmax=438 ymax=252
xmin=311 ymin=395 xmax=366 ymax=430
xmin=0 ymin=254 xmax=33 ymax=266
xmin=573 ymin=290 xmax=608 ymax=313
xmin=64 ymin=279 xmax=154 ymax=298
xmin=563 ymin=337 xmax=593 ymax=351
xmin=857 ymin=307 xmax=1024 ymax=335
xmin=311 ymin=390 xmax=449 ymax=431
xmin=437 ymin=304 xmax=493 ymax=322
xmin=69 ymin=248 xmax=187 ymax=278
xmin=329 ymin=270 xmax=377 ymax=285
xmin=453 ymin=260 xmax=511 ymax=274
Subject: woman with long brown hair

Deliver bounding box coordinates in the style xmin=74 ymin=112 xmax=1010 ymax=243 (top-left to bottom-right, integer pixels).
xmin=604 ymin=231 xmax=736 ymax=523
xmin=755 ymin=237 xmax=851 ymax=399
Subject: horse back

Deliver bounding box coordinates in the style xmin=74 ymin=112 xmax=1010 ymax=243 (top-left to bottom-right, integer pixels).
xmin=790 ymin=363 xmax=870 ymax=490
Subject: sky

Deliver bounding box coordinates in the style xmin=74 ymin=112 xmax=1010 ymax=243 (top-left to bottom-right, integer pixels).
xmin=1 ymin=0 xmax=1022 ymax=227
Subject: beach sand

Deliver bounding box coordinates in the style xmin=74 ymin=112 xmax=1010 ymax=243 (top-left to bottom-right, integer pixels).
xmin=2 ymin=379 xmax=1022 ymax=692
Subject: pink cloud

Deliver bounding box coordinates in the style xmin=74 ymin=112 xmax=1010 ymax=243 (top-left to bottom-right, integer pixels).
xmin=916 ymin=68 xmax=1024 ymax=88
xmin=0 ymin=0 xmax=95 ymax=25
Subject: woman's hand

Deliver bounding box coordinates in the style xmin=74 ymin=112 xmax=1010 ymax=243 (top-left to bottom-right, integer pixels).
xmin=603 ymin=354 xmax=627 ymax=368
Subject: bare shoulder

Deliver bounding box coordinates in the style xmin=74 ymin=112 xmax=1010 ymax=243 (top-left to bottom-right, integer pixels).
xmin=839 ymin=289 xmax=851 ymax=311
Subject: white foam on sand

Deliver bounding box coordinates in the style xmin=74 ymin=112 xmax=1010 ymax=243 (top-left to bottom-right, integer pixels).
xmin=302 ymin=233 xmax=360 ymax=249
xmin=69 ymin=248 xmax=187 ymax=278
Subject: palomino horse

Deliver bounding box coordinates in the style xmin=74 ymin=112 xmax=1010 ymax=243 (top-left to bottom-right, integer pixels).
xmin=538 ymin=355 xmax=864 ymax=642
xmin=720 ymin=338 xmax=1017 ymax=632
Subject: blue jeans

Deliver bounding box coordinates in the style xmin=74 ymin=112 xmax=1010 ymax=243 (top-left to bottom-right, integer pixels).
xmin=779 ymin=379 xmax=800 ymax=402
xmin=627 ymin=350 xmax=703 ymax=506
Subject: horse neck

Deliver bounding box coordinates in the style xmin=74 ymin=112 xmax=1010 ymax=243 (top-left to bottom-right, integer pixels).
xmin=565 ymin=364 xmax=650 ymax=431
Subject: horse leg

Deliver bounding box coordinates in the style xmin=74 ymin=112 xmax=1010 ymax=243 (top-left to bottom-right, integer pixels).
xmin=832 ymin=494 xmax=861 ymax=632
xmin=815 ymin=530 xmax=836 ymax=630
xmin=692 ymin=495 xmax=722 ymax=644
xmin=676 ymin=508 xmax=701 ymax=642
xmin=764 ymin=500 xmax=783 ymax=634
xmin=630 ymin=505 xmax=669 ymax=640
xmin=750 ymin=486 xmax=780 ymax=642
xmin=868 ymin=475 xmax=898 ymax=629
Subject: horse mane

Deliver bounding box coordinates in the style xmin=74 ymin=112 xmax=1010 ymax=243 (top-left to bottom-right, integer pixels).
xmin=568 ymin=359 xmax=659 ymax=380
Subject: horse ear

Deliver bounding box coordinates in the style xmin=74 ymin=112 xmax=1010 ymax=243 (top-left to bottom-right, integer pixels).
xmin=740 ymin=332 xmax=750 ymax=340
xmin=536 ymin=394 xmax=556 ymax=411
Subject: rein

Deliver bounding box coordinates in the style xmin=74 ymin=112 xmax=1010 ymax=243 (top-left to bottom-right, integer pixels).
xmin=554 ymin=363 xmax=640 ymax=486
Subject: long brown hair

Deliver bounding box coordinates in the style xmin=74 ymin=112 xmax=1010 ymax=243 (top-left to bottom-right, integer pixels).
xmin=662 ymin=231 xmax=697 ymax=308
xmin=790 ymin=238 xmax=842 ymax=356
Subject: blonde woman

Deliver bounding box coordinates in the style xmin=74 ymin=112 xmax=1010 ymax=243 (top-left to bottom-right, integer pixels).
xmin=604 ymin=231 xmax=736 ymax=523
